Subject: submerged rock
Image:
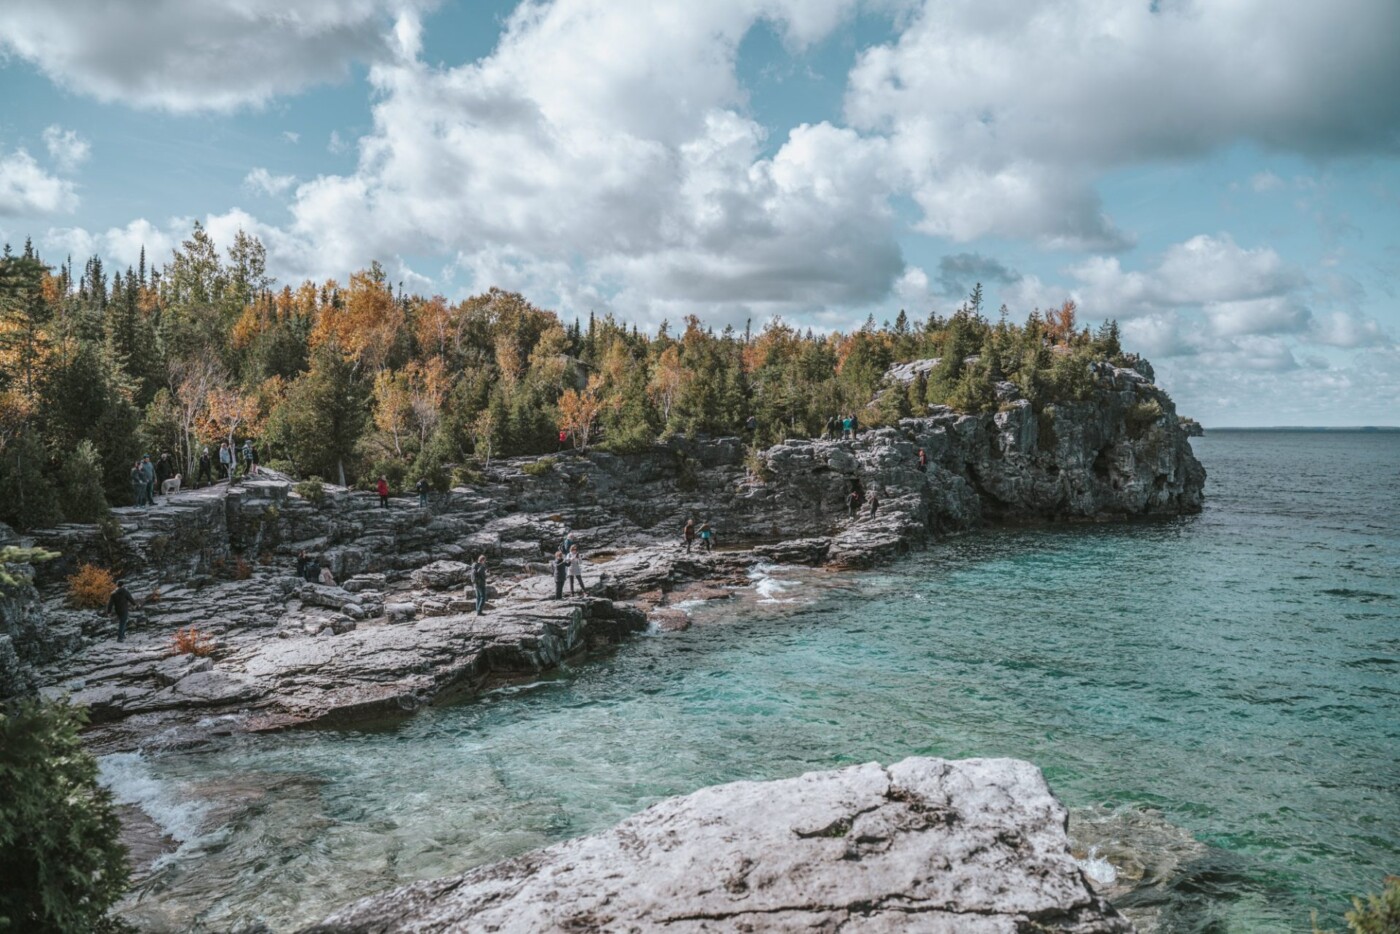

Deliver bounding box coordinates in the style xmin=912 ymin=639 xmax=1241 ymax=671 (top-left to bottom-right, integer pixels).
xmin=304 ymin=756 xmax=1132 ymax=933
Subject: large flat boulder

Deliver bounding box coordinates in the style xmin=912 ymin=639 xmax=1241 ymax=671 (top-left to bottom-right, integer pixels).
xmin=304 ymin=756 xmax=1131 ymax=933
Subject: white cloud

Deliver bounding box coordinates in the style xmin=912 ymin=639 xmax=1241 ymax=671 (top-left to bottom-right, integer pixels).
xmin=243 ymin=167 xmax=297 ymax=197
xmin=1310 ymin=310 xmax=1393 ymax=348
xmin=844 ymin=0 xmax=1400 ymax=249
xmin=282 ymin=131 xmax=301 ymax=144
xmin=1249 ymin=170 xmax=1284 ymax=193
xmin=42 ymin=125 xmax=90 ymax=171
xmin=328 ymin=130 xmax=348 ymax=154
xmin=0 ymin=0 xmax=426 ymax=112
xmin=0 ymin=147 xmax=79 ymax=216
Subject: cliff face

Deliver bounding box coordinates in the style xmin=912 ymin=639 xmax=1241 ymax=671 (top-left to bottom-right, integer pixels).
xmin=303 ymin=756 xmax=1132 ymax=933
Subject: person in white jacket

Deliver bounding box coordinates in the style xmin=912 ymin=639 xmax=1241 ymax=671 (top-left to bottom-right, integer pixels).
xmin=567 ymin=545 xmax=587 ymax=596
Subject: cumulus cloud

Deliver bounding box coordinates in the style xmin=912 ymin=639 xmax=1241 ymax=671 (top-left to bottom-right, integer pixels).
xmin=0 ymin=0 xmax=424 ymax=112
xmin=42 ymin=125 xmax=90 ymax=171
xmin=935 ymin=252 xmax=1020 ymax=299
xmin=244 ymin=168 xmax=297 ymax=197
xmin=844 ymin=0 xmax=1400 ymax=249
xmin=0 ymin=147 xmax=79 ymax=216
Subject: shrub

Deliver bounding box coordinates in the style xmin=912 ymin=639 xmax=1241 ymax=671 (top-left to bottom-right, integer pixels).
xmin=0 ymin=698 xmax=131 ymax=931
xmin=1345 ymin=877 xmax=1400 ymax=934
xmin=522 ymin=456 xmax=557 ymax=477
xmin=232 ymin=557 xmax=252 ymax=581
xmin=295 ymin=478 xmax=326 ymax=505
xmin=452 ymin=464 xmax=483 ymax=487
xmin=1125 ymin=399 xmax=1164 ymax=440
xmin=0 ymin=545 xmax=57 ymax=589
xmin=145 ymin=587 xmax=162 ymax=604
xmin=67 ymin=564 xmax=115 ymax=609
xmin=58 ymin=439 xmax=111 ymax=523
xmin=171 ymin=627 xmax=215 ymax=657
xmin=743 ymin=450 xmax=772 ymax=483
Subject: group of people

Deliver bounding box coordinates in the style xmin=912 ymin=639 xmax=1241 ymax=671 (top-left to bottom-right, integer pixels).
xmin=681 ymin=518 xmax=716 ymax=552
xmin=126 ymin=440 xmax=262 ymax=507
xmin=821 ymin=413 xmax=862 ymax=440
xmin=373 ymin=477 xmax=433 ymax=508
xmin=296 ymin=550 xmax=338 ymax=587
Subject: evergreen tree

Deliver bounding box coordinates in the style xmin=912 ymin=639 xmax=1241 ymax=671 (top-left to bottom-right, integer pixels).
xmin=0 ymin=429 xmax=61 ymax=529
xmin=57 ymin=439 xmax=109 ymax=522
xmin=272 ymin=343 xmax=369 ymax=486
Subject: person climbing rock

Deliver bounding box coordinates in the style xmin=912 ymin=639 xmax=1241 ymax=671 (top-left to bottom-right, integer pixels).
xmin=197 ymin=447 xmax=213 ymax=487
xmin=472 ymin=555 xmax=488 ymax=614
xmin=683 ymin=518 xmax=696 ymax=553
xmin=377 ymin=476 xmax=390 ymax=508
xmin=416 ymin=477 xmax=429 ymax=507
xmin=550 ymin=550 xmax=568 ymax=600
xmin=567 ymin=545 xmax=586 ymax=595
xmin=105 ymin=578 xmax=135 ymax=643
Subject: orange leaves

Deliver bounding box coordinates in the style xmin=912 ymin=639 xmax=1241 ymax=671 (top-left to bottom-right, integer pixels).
xmin=648 ymin=344 xmax=688 ymax=423
xmin=1046 ymin=300 xmax=1078 ymax=344
xmin=309 ymin=264 xmax=403 ymax=371
xmin=202 ymin=386 xmax=260 ymax=446
xmin=557 ymin=374 xmax=608 ymax=450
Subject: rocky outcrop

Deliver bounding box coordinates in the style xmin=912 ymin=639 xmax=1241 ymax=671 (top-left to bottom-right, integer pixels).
xmin=304 ymin=756 xmax=1132 ymax=933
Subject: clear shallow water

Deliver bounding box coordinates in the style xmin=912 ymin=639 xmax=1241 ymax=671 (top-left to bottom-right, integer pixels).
xmin=105 ymin=431 xmax=1400 ymax=933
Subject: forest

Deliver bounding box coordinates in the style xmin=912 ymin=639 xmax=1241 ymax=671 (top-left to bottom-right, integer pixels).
xmin=0 ymin=223 xmax=1134 ymax=531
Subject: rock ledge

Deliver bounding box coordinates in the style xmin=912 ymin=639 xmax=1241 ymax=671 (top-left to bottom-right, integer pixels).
xmin=304 ymin=756 xmax=1132 ymax=933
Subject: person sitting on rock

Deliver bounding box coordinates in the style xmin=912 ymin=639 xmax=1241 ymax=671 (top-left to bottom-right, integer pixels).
xmin=567 ymin=545 xmax=587 ymax=596
xmin=472 ymin=554 xmax=489 ymax=614
xmin=683 ymin=518 xmax=696 ymax=553
xmin=550 ymin=550 xmax=568 ymax=600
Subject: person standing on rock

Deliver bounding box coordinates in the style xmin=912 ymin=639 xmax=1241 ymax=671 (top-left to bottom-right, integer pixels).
xmin=846 ymin=488 xmax=860 ymax=518
xmin=377 ymin=476 xmax=390 ymax=508
xmin=241 ymin=439 xmax=254 ymax=478
xmin=197 ymin=446 xmax=213 ymax=487
xmin=416 ymin=477 xmax=429 ymax=507
xmin=219 ymin=442 xmax=234 ymax=483
xmin=850 ymin=413 xmax=860 ymax=438
xmin=248 ymin=440 xmax=260 ymax=477
xmin=472 ymin=555 xmax=488 ymax=614
xmin=155 ymin=453 xmax=173 ymax=501
xmin=567 ymin=545 xmax=587 ymax=596
xmin=105 ymin=578 xmax=135 ymax=643
xmin=139 ymin=454 xmax=156 ymax=507
xmin=841 ymin=415 xmax=853 ymax=440
xmin=129 ymin=460 xmax=143 ymax=506
xmin=683 ymin=519 xmax=696 ymax=553
xmin=823 ymin=415 xmax=837 ymax=439
xmin=699 ymin=522 xmax=714 ymax=552
xmin=561 ymin=531 xmax=576 ymax=556
xmin=868 ymin=489 xmax=880 ymax=519
xmin=917 ymin=448 xmax=927 ymax=473
xmin=550 ymin=550 xmax=568 ymax=600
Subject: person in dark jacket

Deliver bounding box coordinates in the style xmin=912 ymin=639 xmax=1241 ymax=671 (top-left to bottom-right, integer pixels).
xmin=196 ymin=447 xmax=213 ymax=487
xmin=823 ymin=415 xmax=837 ymax=439
xmin=105 ymin=579 xmax=136 ymax=642
xmin=138 ymin=455 xmax=155 ymax=506
xmin=155 ymin=452 xmax=173 ymax=490
xmin=868 ymin=489 xmax=880 ymax=519
xmin=377 ymin=476 xmax=390 ymax=508
xmin=683 ymin=518 xmax=696 ymax=553
xmin=846 ymin=489 xmax=861 ymax=517
xmin=129 ymin=460 xmax=144 ymax=506
xmin=471 ymin=555 xmax=488 ymax=615
xmin=561 ymin=531 xmax=576 ymax=556
xmin=549 ymin=550 xmax=567 ymax=599
xmin=416 ymin=478 xmax=429 ymax=507
xmin=296 ymin=550 xmax=321 ymax=583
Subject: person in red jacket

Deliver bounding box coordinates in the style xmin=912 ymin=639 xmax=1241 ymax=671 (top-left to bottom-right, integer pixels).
xmin=376 ymin=476 xmax=390 ymax=508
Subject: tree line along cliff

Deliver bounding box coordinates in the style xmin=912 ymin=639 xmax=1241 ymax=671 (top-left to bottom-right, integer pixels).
xmin=3 ymin=224 xmax=1166 ymax=531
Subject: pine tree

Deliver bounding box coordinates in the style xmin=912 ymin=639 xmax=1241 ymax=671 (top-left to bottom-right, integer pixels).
xmin=57 ymin=439 xmax=109 ymax=522
xmin=272 ymin=343 xmax=368 ymax=486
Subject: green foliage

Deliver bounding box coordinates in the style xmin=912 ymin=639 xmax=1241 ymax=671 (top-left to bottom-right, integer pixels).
xmin=1344 ymin=877 xmax=1400 ymax=934
xmin=0 ymin=545 xmax=57 ymax=589
xmin=1037 ymin=408 xmax=1059 ymax=454
xmin=270 ymin=343 xmax=369 ymax=486
xmin=294 ymin=478 xmax=326 ymax=505
xmin=0 ymin=429 xmax=61 ymax=530
xmin=0 ymin=698 xmax=131 ymax=932
xmin=58 ymin=440 xmax=110 ymax=523
xmin=522 ymin=457 xmax=557 ymax=477
xmin=1125 ymin=399 xmax=1165 ymax=440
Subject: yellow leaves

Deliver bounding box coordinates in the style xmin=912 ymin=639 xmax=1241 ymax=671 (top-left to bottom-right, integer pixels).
xmin=557 ymin=374 xmax=608 ymax=450
xmin=648 ymin=344 xmax=688 ymax=423
xmin=373 ymin=358 xmax=449 ymax=452
xmin=309 ymin=266 xmax=403 ymax=371
xmin=201 ymin=386 xmax=260 ymax=443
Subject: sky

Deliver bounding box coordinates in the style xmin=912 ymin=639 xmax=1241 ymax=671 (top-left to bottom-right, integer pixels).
xmin=1 ymin=0 xmax=1398 ymax=426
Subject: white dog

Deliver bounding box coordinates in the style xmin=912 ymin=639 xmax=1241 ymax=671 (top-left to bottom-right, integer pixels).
xmin=161 ymin=474 xmax=182 ymax=497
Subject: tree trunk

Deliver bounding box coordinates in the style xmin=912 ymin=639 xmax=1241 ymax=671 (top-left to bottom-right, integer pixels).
xmin=337 ymin=459 xmax=346 ymax=488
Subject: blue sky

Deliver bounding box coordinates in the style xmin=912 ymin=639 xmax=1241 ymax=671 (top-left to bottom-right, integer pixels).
xmin=2 ymin=0 xmax=1398 ymax=426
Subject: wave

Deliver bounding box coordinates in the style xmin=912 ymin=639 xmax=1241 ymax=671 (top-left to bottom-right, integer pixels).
xmin=98 ymin=751 xmax=210 ymax=848
xmin=748 ymin=563 xmax=800 ymax=604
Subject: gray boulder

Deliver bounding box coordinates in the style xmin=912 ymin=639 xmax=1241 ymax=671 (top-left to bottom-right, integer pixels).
xmin=410 ymin=560 xmax=471 ymax=590
xmin=305 ymin=756 xmax=1130 ymax=933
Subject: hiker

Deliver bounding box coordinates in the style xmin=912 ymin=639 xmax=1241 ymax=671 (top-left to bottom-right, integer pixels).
xmin=296 ymin=550 xmax=319 ymax=583
xmin=841 ymin=415 xmax=853 ymax=440
xmin=549 ymin=550 xmax=568 ymax=600
xmin=683 ymin=518 xmax=696 ymax=553
xmin=129 ymin=460 xmax=143 ymax=506
xmin=558 ymin=429 xmax=568 ymax=450
xmin=869 ymin=489 xmax=880 ymax=519
xmin=699 ymin=522 xmax=714 ymax=552
xmin=917 ymin=447 xmax=927 ymax=472
xmin=155 ymin=453 xmax=173 ymax=496
xmin=105 ymin=578 xmax=135 ymax=643
xmin=850 ymin=413 xmax=860 ymax=438
xmin=471 ymin=554 xmax=488 ymax=614
xmin=319 ymin=566 xmax=337 ymax=587
xmin=376 ymin=476 xmax=390 ymax=508
xmin=219 ymin=442 xmax=234 ymax=482
xmin=241 ymin=440 xmax=254 ymax=477
xmin=566 ymin=545 xmax=586 ymax=596
xmin=196 ymin=447 xmax=213 ymax=487
xmin=138 ymin=455 xmax=155 ymax=506
xmin=846 ymin=488 xmax=861 ymax=518
xmin=416 ymin=477 xmax=429 ymax=507
xmin=248 ymin=440 xmax=260 ymax=477
xmin=823 ymin=415 xmax=837 ymax=439
xmin=561 ymin=530 xmax=577 ymax=556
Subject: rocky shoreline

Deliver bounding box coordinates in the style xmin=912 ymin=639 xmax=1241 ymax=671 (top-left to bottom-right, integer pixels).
xmin=2 ymin=364 xmax=1204 ymax=755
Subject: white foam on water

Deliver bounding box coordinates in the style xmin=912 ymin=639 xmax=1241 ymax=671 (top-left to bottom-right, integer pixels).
xmin=98 ymin=751 xmax=210 ymax=847
xmin=748 ymin=563 xmax=800 ymax=604
xmin=669 ymin=599 xmax=709 ymax=612
xmin=1075 ymin=845 xmax=1119 ymax=886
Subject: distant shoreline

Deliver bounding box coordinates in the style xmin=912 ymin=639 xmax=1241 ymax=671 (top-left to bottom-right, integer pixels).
xmin=1200 ymin=426 xmax=1399 ymax=432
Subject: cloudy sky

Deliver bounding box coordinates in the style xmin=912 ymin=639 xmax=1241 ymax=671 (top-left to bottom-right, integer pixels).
xmin=2 ymin=0 xmax=1398 ymax=425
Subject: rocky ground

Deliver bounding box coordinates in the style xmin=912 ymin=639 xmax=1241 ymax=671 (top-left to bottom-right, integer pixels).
xmin=303 ymin=756 xmax=1134 ymax=933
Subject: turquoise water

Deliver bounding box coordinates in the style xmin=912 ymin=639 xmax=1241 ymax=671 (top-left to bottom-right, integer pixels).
xmin=106 ymin=431 xmax=1400 ymax=932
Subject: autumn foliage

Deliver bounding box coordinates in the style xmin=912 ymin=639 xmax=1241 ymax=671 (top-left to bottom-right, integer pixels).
xmin=66 ymin=564 xmax=116 ymax=609
xmin=171 ymin=627 xmax=215 ymax=657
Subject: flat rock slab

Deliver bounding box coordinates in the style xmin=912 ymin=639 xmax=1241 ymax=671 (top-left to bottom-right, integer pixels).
xmin=304 ymin=756 xmax=1131 ymax=933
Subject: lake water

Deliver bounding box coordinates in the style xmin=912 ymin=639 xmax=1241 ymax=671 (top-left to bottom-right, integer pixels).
xmin=103 ymin=431 xmax=1400 ymax=933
